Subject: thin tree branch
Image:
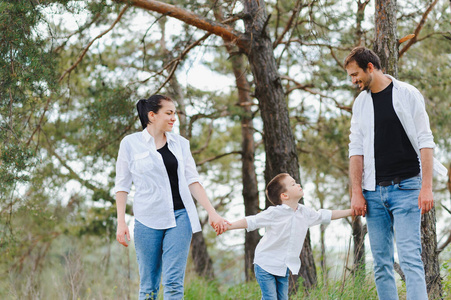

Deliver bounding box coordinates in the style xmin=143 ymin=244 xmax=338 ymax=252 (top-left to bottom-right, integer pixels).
xmin=192 ymin=121 xmax=214 ymax=155
xmin=273 ymin=0 xmax=303 ymax=48
xmin=154 ymin=33 xmax=211 ymax=94
xmin=196 ymin=150 xmax=242 ymax=166
xmin=53 ymin=12 xmax=102 ymax=53
xmin=58 ymin=5 xmax=130 ymax=83
xmin=437 ymin=230 xmax=451 ymax=253
xmin=42 ymin=130 xmax=98 ymax=191
xmin=117 ymin=0 xmax=247 ymax=49
xmin=281 ymin=75 xmax=352 ymax=112
xmin=399 ymin=0 xmax=439 ymax=58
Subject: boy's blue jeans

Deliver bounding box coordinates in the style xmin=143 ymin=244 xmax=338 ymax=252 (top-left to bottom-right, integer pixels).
xmin=363 ymin=175 xmax=427 ymax=300
xmin=134 ymin=209 xmax=192 ymax=300
xmin=254 ymin=264 xmax=289 ymax=300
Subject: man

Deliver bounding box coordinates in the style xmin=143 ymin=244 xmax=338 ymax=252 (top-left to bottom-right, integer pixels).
xmin=344 ymin=46 xmax=447 ymax=300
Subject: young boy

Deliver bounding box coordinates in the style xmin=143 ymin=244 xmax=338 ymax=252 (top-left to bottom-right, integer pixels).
xmin=226 ymin=173 xmax=352 ymax=300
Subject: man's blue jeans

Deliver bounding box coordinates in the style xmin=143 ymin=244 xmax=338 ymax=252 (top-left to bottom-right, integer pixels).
xmin=134 ymin=209 xmax=192 ymax=300
xmin=363 ymin=175 xmax=427 ymax=300
xmin=254 ymin=264 xmax=289 ymax=300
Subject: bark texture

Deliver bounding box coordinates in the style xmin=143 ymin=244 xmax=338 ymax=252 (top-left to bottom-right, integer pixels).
xmin=374 ymin=0 xmax=398 ymax=77
xmin=232 ymin=54 xmax=261 ymax=281
xmin=190 ymin=232 xmax=215 ymax=278
xmin=213 ymin=5 xmax=261 ymax=281
xmin=421 ymin=208 xmax=442 ymax=299
xmin=374 ymin=1 xmax=442 ymax=296
xmin=352 ymin=216 xmax=366 ymax=275
xmin=242 ymin=0 xmax=317 ymax=290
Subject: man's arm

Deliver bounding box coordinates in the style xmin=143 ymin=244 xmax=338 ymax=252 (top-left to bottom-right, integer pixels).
xmin=349 ymin=155 xmax=367 ymax=217
xmin=418 ymin=148 xmax=434 ymax=214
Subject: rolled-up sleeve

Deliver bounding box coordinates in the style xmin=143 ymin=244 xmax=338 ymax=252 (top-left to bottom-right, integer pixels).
xmin=182 ymin=138 xmax=201 ymax=186
xmin=305 ymin=207 xmax=332 ymax=227
xmin=246 ymin=208 xmax=274 ymax=232
xmin=114 ymin=139 xmax=132 ymax=194
xmin=410 ymin=89 xmax=435 ymax=150
xmin=349 ymin=100 xmax=364 ymax=158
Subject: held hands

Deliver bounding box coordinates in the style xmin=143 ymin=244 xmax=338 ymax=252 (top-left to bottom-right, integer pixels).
xmin=351 ymin=192 xmax=367 ymax=217
xmin=418 ymin=187 xmax=433 ymax=214
xmin=116 ymin=221 xmax=130 ymax=247
xmin=208 ymin=211 xmax=231 ymax=236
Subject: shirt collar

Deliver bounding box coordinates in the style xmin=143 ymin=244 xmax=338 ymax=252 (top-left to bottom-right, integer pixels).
xmin=384 ymin=74 xmax=399 ymax=89
xmin=280 ymin=203 xmax=301 ymax=211
xmin=141 ymin=128 xmax=176 ymax=143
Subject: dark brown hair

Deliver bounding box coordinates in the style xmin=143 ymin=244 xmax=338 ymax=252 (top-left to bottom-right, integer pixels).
xmin=344 ymin=46 xmax=381 ymax=71
xmin=136 ymin=95 xmax=173 ymax=129
xmin=265 ymin=173 xmax=290 ymax=205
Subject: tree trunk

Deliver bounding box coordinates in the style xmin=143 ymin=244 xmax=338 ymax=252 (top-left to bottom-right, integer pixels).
xmin=231 ymin=54 xmax=261 ymax=282
xmin=374 ymin=0 xmax=398 ymax=77
xmin=421 ymin=208 xmax=442 ymax=299
xmin=320 ymin=223 xmax=327 ymax=284
xmin=352 ymin=216 xmax=366 ymax=275
xmin=167 ymin=66 xmax=215 ymax=279
xmin=190 ymin=232 xmax=215 ymax=278
xmin=374 ymin=1 xmax=442 ymax=297
xmin=242 ymin=0 xmax=317 ymax=290
xmin=213 ymin=6 xmax=261 ymax=281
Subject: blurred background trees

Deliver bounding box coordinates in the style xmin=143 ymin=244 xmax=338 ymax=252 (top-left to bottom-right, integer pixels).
xmin=1 ymin=0 xmax=450 ymax=298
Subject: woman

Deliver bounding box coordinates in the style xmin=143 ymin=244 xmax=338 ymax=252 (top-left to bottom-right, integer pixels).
xmin=114 ymin=95 xmax=228 ymax=300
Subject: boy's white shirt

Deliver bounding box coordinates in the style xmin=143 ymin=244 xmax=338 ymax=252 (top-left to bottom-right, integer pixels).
xmin=246 ymin=203 xmax=332 ymax=276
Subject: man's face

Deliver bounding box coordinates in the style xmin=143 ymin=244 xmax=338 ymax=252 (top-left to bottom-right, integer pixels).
xmin=346 ymin=61 xmax=372 ymax=91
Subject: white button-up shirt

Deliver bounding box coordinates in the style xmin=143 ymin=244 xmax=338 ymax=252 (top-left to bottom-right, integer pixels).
xmin=349 ymin=75 xmax=448 ymax=191
xmin=245 ymin=204 xmax=332 ymax=276
xmin=114 ymin=129 xmax=202 ymax=233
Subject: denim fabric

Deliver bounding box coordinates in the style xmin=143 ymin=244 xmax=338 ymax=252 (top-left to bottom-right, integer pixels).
xmin=363 ymin=176 xmax=427 ymax=300
xmin=254 ymin=264 xmax=289 ymax=300
xmin=134 ymin=209 xmax=192 ymax=300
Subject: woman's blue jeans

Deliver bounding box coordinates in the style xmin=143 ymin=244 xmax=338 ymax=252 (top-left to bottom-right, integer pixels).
xmin=254 ymin=264 xmax=289 ymax=300
xmin=363 ymin=175 xmax=427 ymax=300
xmin=134 ymin=209 xmax=192 ymax=300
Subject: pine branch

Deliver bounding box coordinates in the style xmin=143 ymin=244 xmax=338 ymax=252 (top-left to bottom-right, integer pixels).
xmin=399 ymin=0 xmax=439 ymax=58
xmin=58 ymin=5 xmax=130 ymax=83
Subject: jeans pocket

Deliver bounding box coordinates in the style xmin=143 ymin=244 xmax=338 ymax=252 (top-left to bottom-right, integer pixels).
xmin=398 ymin=176 xmax=421 ymax=190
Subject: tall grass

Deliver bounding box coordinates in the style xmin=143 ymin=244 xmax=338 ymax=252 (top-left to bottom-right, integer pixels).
xmin=3 ymin=235 xmax=450 ymax=299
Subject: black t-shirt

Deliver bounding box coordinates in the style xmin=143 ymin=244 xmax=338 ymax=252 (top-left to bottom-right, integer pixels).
xmin=157 ymin=142 xmax=185 ymax=210
xmin=372 ymin=82 xmax=420 ymax=183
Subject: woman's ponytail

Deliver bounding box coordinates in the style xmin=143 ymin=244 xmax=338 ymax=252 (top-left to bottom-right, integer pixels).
xmin=136 ymin=95 xmax=173 ymax=130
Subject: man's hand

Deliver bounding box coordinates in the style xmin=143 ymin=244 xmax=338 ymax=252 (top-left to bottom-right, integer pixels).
xmin=351 ymin=192 xmax=367 ymax=217
xmin=418 ymin=187 xmax=433 ymax=214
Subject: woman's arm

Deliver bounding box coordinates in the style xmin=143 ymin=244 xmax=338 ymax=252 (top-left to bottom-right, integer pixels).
xmin=189 ymin=182 xmax=230 ymax=234
xmin=116 ymin=191 xmax=130 ymax=247
xmin=331 ymin=209 xmax=352 ymax=220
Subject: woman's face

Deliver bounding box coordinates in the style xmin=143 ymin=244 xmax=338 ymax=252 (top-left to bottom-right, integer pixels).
xmin=148 ymin=100 xmax=177 ymax=132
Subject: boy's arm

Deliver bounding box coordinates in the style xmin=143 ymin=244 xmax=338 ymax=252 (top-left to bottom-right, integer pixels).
xmin=331 ymin=209 xmax=352 ymax=220
xmin=227 ymin=218 xmax=248 ymax=231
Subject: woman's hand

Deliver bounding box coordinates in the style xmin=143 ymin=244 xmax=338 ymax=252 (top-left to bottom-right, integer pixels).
xmin=208 ymin=211 xmax=231 ymax=235
xmin=116 ymin=221 xmax=130 ymax=247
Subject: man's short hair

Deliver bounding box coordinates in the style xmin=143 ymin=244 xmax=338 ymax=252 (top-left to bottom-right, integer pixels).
xmin=344 ymin=46 xmax=382 ymax=71
xmin=265 ymin=173 xmax=290 ymax=205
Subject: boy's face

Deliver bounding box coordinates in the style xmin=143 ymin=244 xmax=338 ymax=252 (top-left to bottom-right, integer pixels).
xmin=281 ymin=176 xmax=304 ymax=201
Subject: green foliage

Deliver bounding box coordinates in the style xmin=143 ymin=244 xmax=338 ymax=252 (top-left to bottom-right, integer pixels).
xmin=1 ymin=0 xmax=450 ymax=297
